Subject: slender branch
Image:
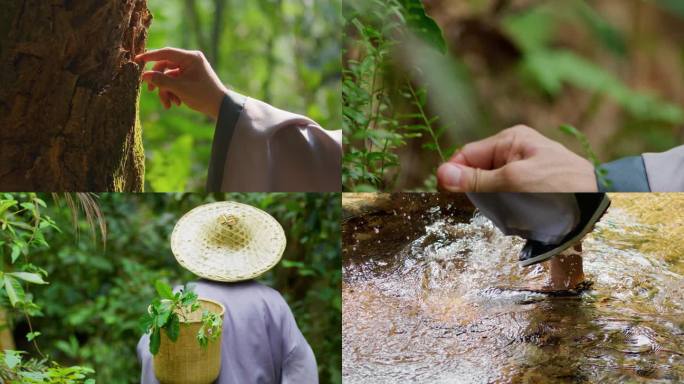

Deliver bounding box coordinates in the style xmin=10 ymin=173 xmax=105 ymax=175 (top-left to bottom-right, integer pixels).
xmin=378 ymin=138 xmax=390 ymax=190
xmin=406 ymin=82 xmax=445 ymax=162
xmin=260 ymin=0 xmax=283 ymax=103
xmin=184 ymin=0 xmax=208 ymax=53
xmin=366 ymin=50 xmax=380 ymax=148
xmin=23 ymin=313 xmax=45 ymax=358
xmin=209 ymin=0 xmax=226 ymax=67
xmin=23 ymin=201 xmax=45 ymax=359
xmin=362 ymin=43 xmax=381 ymax=184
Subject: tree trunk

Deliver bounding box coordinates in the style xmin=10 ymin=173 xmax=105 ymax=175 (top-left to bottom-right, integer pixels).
xmin=0 ymin=0 xmax=152 ymax=191
xmin=0 ymin=309 xmax=15 ymax=351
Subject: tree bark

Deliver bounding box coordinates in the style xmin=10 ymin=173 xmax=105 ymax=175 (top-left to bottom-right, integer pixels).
xmin=0 ymin=309 xmax=15 ymax=351
xmin=0 ymin=0 xmax=152 ymax=191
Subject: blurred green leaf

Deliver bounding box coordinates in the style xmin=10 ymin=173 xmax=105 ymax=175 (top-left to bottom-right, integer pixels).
xmin=523 ymin=50 xmax=684 ymax=124
xmin=9 ymin=272 xmax=48 ymax=285
xmin=26 ymin=331 xmax=41 ymax=342
xmin=155 ymin=280 xmax=174 ymax=300
xmin=574 ymin=0 xmax=627 ymax=56
xmin=166 ymin=314 xmax=180 ymax=342
xmin=503 ymin=6 xmax=555 ymax=52
xmin=3 ymin=275 xmax=24 ymax=307
xmin=0 ymin=199 xmax=17 ymax=215
xmin=150 ymin=329 xmax=161 ymax=355
xmin=654 ymin=0 xmax=684 ymax=18
xmin=146 ymin=134 xmax=194 ymax=192
xmin=398 ymin=0 xmax=446 ymax=53
xmin=4 ymin=350 xmax=22 ymax=369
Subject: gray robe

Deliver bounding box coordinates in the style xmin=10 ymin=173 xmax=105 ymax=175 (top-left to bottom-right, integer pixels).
xmin=136 ymin=280 xmax=318 ymax=384
xmin=207 ymin=90 xmax=342 ymax=193
xmin=467 ymin=193 xmax=581 ymax=244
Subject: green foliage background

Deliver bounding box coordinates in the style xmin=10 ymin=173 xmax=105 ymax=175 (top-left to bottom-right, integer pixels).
xmin=1 ymin=193 xmax=341 ymax=384
xmin=141 ymin=0 xmax=342 ymax=192
xmin=343 ymin=0 xmax=684 ymax=191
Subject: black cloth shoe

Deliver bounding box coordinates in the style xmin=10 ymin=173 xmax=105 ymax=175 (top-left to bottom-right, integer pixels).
xmin=519 ymin=193 xmax=611 ymax=267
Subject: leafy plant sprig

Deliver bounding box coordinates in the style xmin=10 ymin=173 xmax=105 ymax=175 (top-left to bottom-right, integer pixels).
xmin=1 ymin=193 xmax=99 ymax=382
xmin=140 ymin=280 xmax=223 ymax=355
xmin=197 ymin=310 xmax=222 ymax=348
xmin=0 ymin=350 xmax=94 ymax=384
xmin=559 ymin=124 xmax=612 ymax=189
xmin=343 ymin=0 xmax=449 ymax=191
xmin=403 ymin=82 xmax=446 ymax=163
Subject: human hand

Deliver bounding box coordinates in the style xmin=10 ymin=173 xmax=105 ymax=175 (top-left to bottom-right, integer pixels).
xmin=135 ymin=47 xmax=228 ymax=120
xmin=436 ymin=125 xmax=598 ymax=192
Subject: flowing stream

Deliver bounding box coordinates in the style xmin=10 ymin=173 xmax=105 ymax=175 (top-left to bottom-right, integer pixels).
xmin=342 ymin=193 xmax=684 ymax=383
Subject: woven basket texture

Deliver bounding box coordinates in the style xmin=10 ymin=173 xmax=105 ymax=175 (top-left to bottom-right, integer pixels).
xmin=153 ymin=299 xmax=225 ymax=384
xmin=171 ymin=202 xmax=286 ymax=282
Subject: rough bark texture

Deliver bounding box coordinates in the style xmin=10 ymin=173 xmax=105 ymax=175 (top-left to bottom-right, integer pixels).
xmin=0 ymin=0 xmax=152 ymax=191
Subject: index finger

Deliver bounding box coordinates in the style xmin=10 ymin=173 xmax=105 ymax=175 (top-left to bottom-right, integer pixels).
xmin=452 ymin=134 xmax=506 ymax=170
xmin=135 ymin=47 xmax=193 ymax=64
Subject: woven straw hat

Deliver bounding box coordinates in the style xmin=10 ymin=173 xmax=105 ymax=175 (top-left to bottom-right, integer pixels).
xmin=170 ymin=202 xmax=286 ymax=282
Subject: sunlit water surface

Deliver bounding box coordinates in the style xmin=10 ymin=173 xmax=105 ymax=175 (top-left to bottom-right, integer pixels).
xmin=342 ymin=194 xmax=684 ymax=383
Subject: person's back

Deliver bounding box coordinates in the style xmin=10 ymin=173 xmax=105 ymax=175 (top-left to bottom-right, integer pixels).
xmin=137 ymin=280 xmax=318 ymax=384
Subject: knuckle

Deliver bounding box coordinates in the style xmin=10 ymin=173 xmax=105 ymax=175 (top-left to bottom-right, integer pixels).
xmin=508 ymin=125 xmax=535 ymax=135
xmin=501 ymin=163 xmax=521 ymax=183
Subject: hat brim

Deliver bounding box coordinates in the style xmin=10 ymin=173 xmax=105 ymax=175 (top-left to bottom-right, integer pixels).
xmin=170 ymin=202 xmax=286 ymax=282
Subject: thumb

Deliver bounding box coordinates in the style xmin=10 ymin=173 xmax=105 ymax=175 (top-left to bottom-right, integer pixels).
xmin=142 ymin=71 xmax=180 ymax=92
xmin=437 ymin=162 xmax=505 ymax=192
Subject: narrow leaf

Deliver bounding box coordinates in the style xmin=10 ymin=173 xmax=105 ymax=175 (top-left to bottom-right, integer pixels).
xmin=166 ymin=314 xmax=180 ymax=342
xmin=10 ymin=244 xmax=21 ymax=264
xmin=9 ymin=272 xmax=47 ymax=285
xmin=3 ymin=276 xmax=24 ymax=307
xmin=0 ymin=200 xmax=17 ymax=215
xmin=154 ymin=280 xmax=174 ymax=300
xmin=156 ymin=309 xmax=171 ymax=328
xmin=138 ymin=313 xmax=154 ymax=333
xmin=26 ymin=331 xmax=41 ymax=342
xmin=150 ymin=329 xmax=161 ymax=355
xmin=4 ymin=350 xmax=21 ymax=369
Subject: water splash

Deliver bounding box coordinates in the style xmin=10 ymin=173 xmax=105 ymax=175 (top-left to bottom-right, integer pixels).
xmin=342 ymin=194 xmax=684 ymax=383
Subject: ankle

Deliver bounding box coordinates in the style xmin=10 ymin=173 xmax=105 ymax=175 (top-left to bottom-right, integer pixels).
xmin=548 ymin=243 xmax=584 ymax=289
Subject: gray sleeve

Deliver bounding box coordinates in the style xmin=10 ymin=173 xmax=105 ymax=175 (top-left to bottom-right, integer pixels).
xmin=280 ymin=304 xmax=319 ymax=384
xmin=467 ymin=193 xmax=579 ymax=244
xmin=596 ymin=156 xmax=650 ymax=192
xmin=642 ymin=145 xmax=684 ymax=192
xmin=206 ymin=90 xmax=248 ymax=192
xmin=282 ymin=336 xmax=319 ymax=384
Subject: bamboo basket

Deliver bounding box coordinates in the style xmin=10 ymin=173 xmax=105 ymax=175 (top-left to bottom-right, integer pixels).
xmin=153 ymin=298 xmax=225 ymax=384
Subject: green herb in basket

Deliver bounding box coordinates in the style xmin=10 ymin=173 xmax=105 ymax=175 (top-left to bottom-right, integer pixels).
xmin=140 ymin=280 xmax=223 ymax=354
xmin=197 ymin=310 xmax=223 ymax=348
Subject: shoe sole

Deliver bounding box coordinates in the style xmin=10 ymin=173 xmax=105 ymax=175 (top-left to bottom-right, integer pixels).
xmin=519 ymin=195 xmax=611 ymax=268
